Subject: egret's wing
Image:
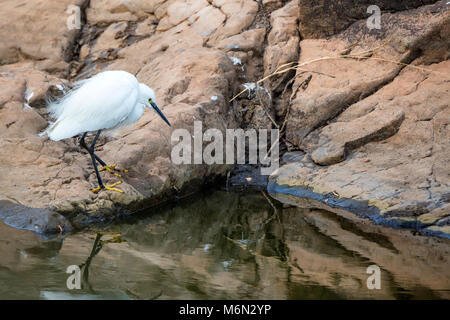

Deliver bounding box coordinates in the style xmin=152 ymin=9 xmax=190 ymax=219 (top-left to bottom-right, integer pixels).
xmin=47 ymin=72 xmax=139 ymax=141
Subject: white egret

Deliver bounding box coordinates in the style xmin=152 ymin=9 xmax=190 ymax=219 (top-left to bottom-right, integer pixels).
xmin=44 ymin=70 xmax=171 ymax=193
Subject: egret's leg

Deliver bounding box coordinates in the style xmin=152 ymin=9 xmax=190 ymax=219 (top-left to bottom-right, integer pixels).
xmin=80 ymin=132 xmax=107 ymax=166
xmin=90 ymin=150 xmax=106 ymax=192
xmin=79 ymin=133 xmax=126 ymax=177
xmin=80 ymin=131 xmax=123 ymax=194
xmin=90 ymin=181 xmax=123 ymax=194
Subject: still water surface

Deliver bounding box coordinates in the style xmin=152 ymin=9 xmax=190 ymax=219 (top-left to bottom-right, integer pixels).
xmin=1 ymin=191 xmax=449 ymax=299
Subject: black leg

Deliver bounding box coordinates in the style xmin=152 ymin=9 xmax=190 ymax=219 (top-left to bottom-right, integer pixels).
xmin=80 ymin=132 xmax=107 ymax=167
xmin=80 ymin=131 xmax=104 ymax=189
xmin=79 ymin=131 xmax=124 ymax=193
xmin=90 ymin=152 xmax=104 ymax=189
xmin=89 ymin=130 xmax=102 ymax=152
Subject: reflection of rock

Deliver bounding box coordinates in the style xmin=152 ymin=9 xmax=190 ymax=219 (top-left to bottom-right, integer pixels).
xmin=49 ymin=192 xmax=450 ymax=299
xmin=0 ymin=222 xmax=62 ymax=275
xmin=284 ymin=207 xmax=450 ymax=299
xmin=271 ymin=1 xmax=450 ymax=238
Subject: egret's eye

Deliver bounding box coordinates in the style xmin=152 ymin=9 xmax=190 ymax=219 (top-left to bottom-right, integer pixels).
xmin=148 ymin=98 xmax=153 ymax=103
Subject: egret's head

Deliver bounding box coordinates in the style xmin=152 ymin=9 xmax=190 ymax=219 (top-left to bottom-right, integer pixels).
xmin=139 ymin=83 xmax=171 ymax=127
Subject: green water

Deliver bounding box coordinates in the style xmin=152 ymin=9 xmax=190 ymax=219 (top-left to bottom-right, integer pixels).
xmin=0 ymin=191 xmax=449 ymax=299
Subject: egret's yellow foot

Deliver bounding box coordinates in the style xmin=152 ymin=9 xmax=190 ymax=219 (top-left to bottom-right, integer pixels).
xmin=96 ymin=232 xmax=121 ymax=237
xmin=100 ymin=164 xmax=121 ymax=177
xmin=102 ymin=236 xmax=126 ymax=244
xmin=97 ymin=232 xmax=125 ymax=244
xmin=91 ymin=181 xmax=124 ymax=194
xmin=100 ymin=164 xmax=128 ymax=177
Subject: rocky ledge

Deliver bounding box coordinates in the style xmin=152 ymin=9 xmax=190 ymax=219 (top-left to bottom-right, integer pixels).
xmin=269 ymin=1 xmax=450 ymax=239
xmin=0 ymin=0 xmax=448 ymax=237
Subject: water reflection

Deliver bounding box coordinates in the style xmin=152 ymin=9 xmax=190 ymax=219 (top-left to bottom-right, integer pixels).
xmin=78 ymin=233 xmax=126 ymax=293
xmin=0 ymin=191 xmax=449 ymax=299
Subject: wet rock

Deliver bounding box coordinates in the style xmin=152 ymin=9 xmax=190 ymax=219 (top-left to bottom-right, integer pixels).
xmin=269 ymin=60 xmax=450 ymax=236
xmin=134 ymin=15 xmax=158 ymax=36
xmin=0 ymin=0 xmax=264 ymax=224
xmin=227 ymin=165 xmax=269 ymax=191
xmin=0 ymin=201 xmax=71 ymax=236
xmin=262 ymin=0 xmax=284 ymax=11
xmin=0 ymin=47 xmax=239 ymax=220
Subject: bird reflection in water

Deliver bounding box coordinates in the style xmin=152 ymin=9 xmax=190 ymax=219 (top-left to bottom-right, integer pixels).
xmin=78 ymin=232 xmax=125 ymax=293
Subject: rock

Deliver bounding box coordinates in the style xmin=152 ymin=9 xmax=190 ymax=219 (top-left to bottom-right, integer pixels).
xmin=0 ymin=46 xmax=239 ymax=222
xmin=287 ymin=1 xmax=450 ymax=147
xmin=0 ymin=66 xmax=67 ymax=137
xmin=269 ymin=59 xmax=450 ymax=238
xmin=281 ymin=206 xmax=450 ymax=298
xmin=0 ymin=0 xmax=88 ymax=74
xmin=281 ymin=151 xmax=304 ymax=164
xmin=216 ymin=28 xmax=266 ymax=53
xmin=88 ymin=22 xmax=128 ymax=61
xmin=262 ymin=0 xmax=284 ymax=11
xmin=86 ymin=0 xmax=141 ymax=26
xmin=263 ymin=0 xmax=300 ymax=93
xmin=156 ymin=0 xmax=208 ymax=31
xmin=227 ymin=165 xmax=269 ymax=191
xmin=134 ymin=15 xmax=158 ymax=36
xmin=298 ymin=0 xmax=438 ymax=39
xmin=310 ymin=108 xmax=405 ymax=166
xmin=269 ymin=1 xmax=450 ymax=238
xmin=0 ymin=200 xmax=71 ymax=236
xmin=207 ymin=0 xmax=259 ymax=44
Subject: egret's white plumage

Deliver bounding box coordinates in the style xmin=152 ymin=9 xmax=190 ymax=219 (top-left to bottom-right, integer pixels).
xmin=45 ymin=70 xmax=164 ymax=141
xmin=42 ymin=70 xmax=170 ymax=193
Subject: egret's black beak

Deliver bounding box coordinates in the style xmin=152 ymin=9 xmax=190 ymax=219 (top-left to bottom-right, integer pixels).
xmin=151 ymin=102 xmax=171 ymax=127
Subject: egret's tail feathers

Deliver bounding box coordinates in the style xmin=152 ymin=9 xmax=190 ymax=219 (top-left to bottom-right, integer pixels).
xmin=44 ymin=120 xmax=61 ymax=140
xmin=47 ymin=92 xmax=72 ymax=119
xmin=38 ymin=131 xmax=46 ymax=137
xmin=46 ymin=119 xmax=82 ymax=141
xmin=37 ymin=119 xmax=56 ymax=138
xmin=46 ymin=81 xmax=84 ymax=119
